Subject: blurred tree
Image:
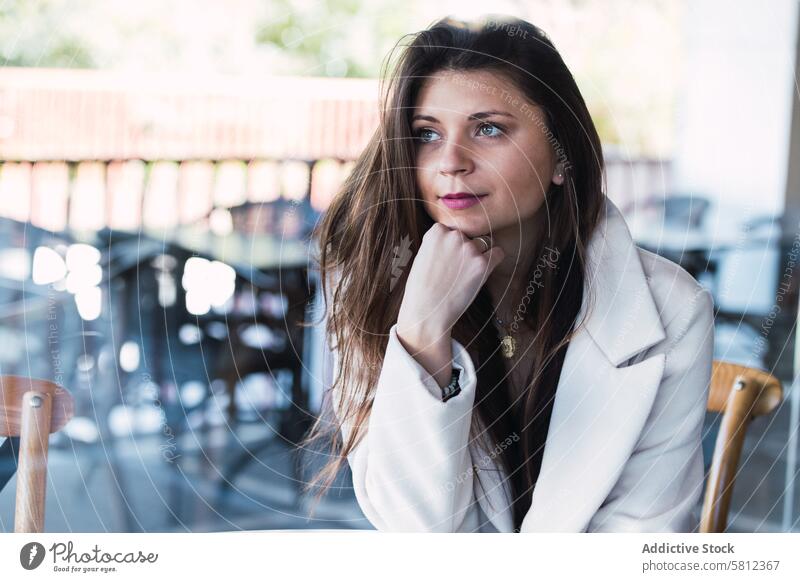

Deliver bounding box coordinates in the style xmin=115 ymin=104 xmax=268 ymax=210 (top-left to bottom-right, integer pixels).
xmin=255 ymin=0 xmax=412 ymax=77
xmin=0 ymin=0 xmax=95 ymax=67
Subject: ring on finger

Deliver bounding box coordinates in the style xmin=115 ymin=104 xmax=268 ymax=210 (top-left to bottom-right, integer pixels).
xmin=474 ymin=235 xmax=492 ymax=252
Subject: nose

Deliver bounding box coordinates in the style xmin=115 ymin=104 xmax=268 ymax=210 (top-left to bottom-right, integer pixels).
xmin=437 ymin=137 xmax=474 ymax=177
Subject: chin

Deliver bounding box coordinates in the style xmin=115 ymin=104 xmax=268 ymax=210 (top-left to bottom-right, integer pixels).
xmin=445 ymin=218 xmax=491 ymax=238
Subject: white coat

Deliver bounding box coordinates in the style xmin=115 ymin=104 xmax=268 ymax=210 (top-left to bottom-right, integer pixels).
xmin=323 ymin=197 xmax=715 ymax=532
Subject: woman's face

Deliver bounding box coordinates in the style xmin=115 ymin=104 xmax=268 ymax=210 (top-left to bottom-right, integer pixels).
xmin=412 ymin=69 xmax=563 ymax=238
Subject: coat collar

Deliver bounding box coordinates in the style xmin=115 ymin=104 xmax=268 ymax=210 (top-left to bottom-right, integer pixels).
xmin=580 ymin=198 xmax=666 ymax=365
xmin=473 ymin=197 xmax=669 ymax=532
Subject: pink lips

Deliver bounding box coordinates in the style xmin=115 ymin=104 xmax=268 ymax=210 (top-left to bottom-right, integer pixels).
xmin=440 ymin=193 xmax=487 ymax=210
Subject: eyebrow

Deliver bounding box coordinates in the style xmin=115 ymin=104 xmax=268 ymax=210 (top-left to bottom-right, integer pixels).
xmin=411 ymin=110 xmax=517 ymax=123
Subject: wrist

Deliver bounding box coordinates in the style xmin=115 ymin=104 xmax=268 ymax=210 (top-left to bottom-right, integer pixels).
xmin=395 ymin=320 xmax=454 ymax=390
xmin=396 ymin=318 xmax=451 ymax=348
xmin=397 ymin=305 xmax=451 ymax=337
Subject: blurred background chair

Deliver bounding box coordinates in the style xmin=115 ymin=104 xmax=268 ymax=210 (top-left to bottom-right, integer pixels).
xmin=0 ymin=377 xmax=74 ymax=532
xmin=701 ymin=361 xmax=783 ymax=532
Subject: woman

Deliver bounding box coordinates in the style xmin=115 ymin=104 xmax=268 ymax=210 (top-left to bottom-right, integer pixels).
xmin=303 ymin=14 xmax=714 ymax=533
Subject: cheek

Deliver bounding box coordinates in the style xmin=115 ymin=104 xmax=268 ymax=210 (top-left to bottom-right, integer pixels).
xmin=498 ymin=146 xmax=552 ymax=192
xmin=493 ymin=156 xmax=548 ymax=214
xmin=414 ymin=154 xmax=437 ymax=198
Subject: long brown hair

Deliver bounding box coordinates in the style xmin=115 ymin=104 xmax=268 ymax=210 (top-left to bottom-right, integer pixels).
xmin=300 ymin=14 xmax=605 ymax=532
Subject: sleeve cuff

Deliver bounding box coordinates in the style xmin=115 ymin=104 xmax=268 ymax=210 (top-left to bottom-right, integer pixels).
xmin=385 ymin=323 xmax=477 ymax=403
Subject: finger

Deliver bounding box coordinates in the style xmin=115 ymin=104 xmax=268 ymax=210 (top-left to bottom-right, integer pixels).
xmin=482 ymin=246 xmax=506 ymax=281
xmin=475 ymin=245 xmax=505 ymax=290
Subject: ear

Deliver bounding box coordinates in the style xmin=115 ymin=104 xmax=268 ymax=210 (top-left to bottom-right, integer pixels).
xmin=552 ymin=163 xmax=564 ymax=186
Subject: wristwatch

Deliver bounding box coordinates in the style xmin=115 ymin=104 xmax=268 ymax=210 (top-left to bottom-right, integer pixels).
xmin=441 ymin=367 xmax=462 ymax=402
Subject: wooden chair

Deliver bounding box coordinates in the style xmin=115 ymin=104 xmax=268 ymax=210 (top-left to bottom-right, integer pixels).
xmin=0 ymin=377 xmax=74 ymax=533
xmin=700 ymin=361 xmax=783 ymax=532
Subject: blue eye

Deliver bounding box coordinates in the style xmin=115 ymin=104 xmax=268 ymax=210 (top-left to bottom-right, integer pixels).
xmin=477 ymin=122 xmax=504 ymax=138
xmin=414 ymin=128 xmax=440 ymax=143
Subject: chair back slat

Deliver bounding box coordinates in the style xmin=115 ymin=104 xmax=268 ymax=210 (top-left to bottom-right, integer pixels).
xmin=0 ymin=376 xmax=74 ymax=533
xmin=701 ymin=361 xmax=782 ymax=533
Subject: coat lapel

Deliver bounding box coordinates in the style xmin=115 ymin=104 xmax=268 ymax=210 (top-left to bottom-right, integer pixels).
xmin=474 ymin=199 xmax=669 ymax=532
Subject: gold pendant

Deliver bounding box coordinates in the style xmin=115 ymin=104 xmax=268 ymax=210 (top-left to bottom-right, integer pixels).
xmin=500 ymin=335 xmax=516 ymax=359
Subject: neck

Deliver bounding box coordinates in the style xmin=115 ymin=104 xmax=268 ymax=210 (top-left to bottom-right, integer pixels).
xmin=485 ymin=209 xmax=546 ymax=316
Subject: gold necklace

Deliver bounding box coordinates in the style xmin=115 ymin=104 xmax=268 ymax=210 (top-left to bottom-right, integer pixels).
xmin=493 ymin=311 xmax=517 ymax=359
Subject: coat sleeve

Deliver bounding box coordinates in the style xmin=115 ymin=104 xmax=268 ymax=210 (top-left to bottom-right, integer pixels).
xmin=586 ymin=288 xmax=715 ymax=532
xmin=327 ymin=322 xmax=481 ymax=532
